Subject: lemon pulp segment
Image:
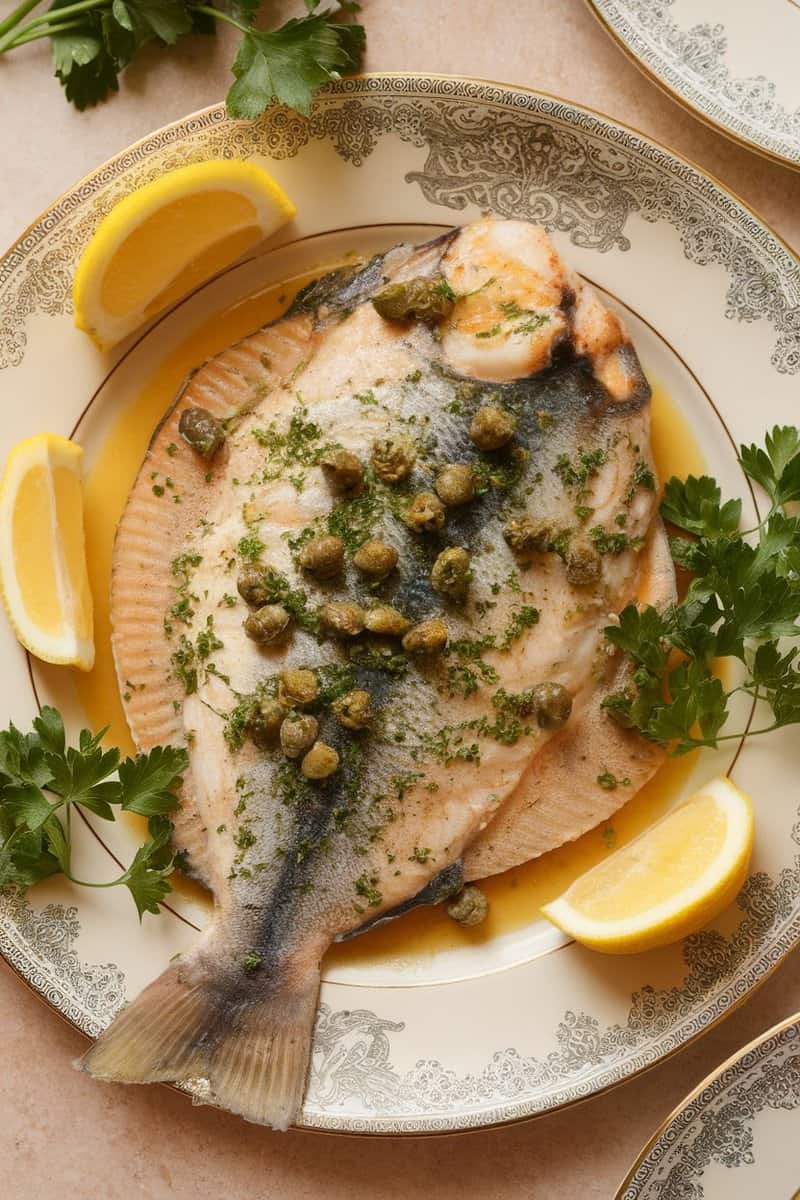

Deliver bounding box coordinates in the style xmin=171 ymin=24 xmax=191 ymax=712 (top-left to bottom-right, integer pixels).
xmin=541 ymin=778 xmax=754 ymax=954
xmin=73 ymin=160 xmax=297 ymax=349
xmin=0 ymin=434 xmax=94 ymax=669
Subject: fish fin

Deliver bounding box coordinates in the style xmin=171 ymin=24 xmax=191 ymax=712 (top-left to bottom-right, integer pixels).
xmin=80 ymin=953 xmax=321 ymax=1131
xmin=337 ymin=861 xmax=464 ymax=941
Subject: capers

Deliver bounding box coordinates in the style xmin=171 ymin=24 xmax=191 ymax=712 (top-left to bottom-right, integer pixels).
xmin=278 ymin=668 xmax=319 ymax=708
xmin=321 ymin=448 xmax=364 ymax=492
xmin=371 ymin=435 xmax=416 ymax=483
xmin=280 ymin=714 xmax=319 ymax=759
xmin=446 ymin=885 xmax=488 ymax=927
xmin=319 ymin=601 xmax=365 ymax=637
xmin=372 ymin=274 xmax=455 ymax=324
xmin=301 ymin=741 xmax=340 ymax=780
xmin=530 ymin=681 xmax=572 ymax=730
xmin=243 ymin=604 xmax=290 ymax=644
xmin=178 ymin=406 xmax=225 ymax=458
xmin=299 ymin=534 xmax=345 ymax=579
xmin=469 ymin=405 xmax=516 ymax=451
xmin=503 ymin=517 xmax=552 ymax=559
xmin=430 ymin=546 xmax=471 ymax=596
xmin=364 ymin=605 xmax=411 ymax=636
xmin=237 ymin=564 xmax=270 ymax=607
xmin=404 ymin=491 xmax=446 ymax=533
xmin=248 ymin=697 xmax=287 ymax=749
xmin=353 ymin=539 xmax=399 ymax=579
xmin=434 ymin=463 xmax=475 ymax=507
xmin=333 ymin=689 xmax=372 ymax=730
xmin=402 ymin=617 xmax=448 ymax=655
xmin=566 ymin=545 xmax=602 ymax=587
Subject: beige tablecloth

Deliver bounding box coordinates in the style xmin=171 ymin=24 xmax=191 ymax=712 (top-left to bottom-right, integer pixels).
xmin=1 ymin=2 xmax=799 ymax=1197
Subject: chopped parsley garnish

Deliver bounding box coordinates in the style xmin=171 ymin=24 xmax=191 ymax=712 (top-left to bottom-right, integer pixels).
xmin=243 ymin=950 xmax=263 ymax=975
xmin=354 ymin=872 xmax=383 ymax=908
xmin=237 ymin=533 xmax=266 ymax=562
xmin=596 ymin=771 xmax=631 ymax=791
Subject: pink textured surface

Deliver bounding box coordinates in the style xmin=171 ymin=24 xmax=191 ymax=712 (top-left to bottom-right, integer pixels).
xmin=1 ymin=2 xmax=799 ymax=1197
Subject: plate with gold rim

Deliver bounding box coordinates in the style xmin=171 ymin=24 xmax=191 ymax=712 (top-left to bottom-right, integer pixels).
xmin=617 ymin=1011 xmax=800 ymax=1198
xmin=585 ymin=0 xmax=800 ymax=170
xmin=1 ymin=74 xmax=800 ymax=1135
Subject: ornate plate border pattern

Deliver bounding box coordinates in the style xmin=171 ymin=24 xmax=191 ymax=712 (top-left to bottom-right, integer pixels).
xmin=586 ymin=0 xmax=800 ymax=170
xmin=1 ymin=77 xmax=799 ymax=374
xmin=1 ymin=76 xmax=800 ymax=1134
xmin=617 ymin=1012 xmax=800 ymax=1197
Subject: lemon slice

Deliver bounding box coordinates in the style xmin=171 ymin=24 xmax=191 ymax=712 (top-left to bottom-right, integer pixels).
xmin=541 ymin=778 xmax=754 ymax=954
xmin=74 ymin=160 xmax=297 ymax=349
xmin=0 ymin=434 xmax=94 ymax=670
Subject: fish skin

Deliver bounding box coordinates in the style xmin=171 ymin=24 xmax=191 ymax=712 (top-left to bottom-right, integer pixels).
xmin=85 ymin=218 xmax=672 ymax=1127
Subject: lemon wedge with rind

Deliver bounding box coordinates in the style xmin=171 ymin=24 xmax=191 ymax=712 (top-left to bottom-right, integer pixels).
xmin=74 ymin=160 xmax=297 ymax=350
xmin=0 ymin=434 xmax=94 ymax=671
xmin=541 ymin=778 xmax=754 ymax=955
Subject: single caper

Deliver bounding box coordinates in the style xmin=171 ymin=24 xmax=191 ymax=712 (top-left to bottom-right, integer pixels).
xmin=352 ymin=539 xmax=399 ymax=578
xmin=363 ymin=605 xmax=411 ymax=636
xmin=530 ymin=681 xmax=572 ymax=730
xmin=446 ymin=885 xmax=488 ymax=927
xmin=278 ymin=668 xmax=319 ymax=708
xmin=178 ymin=406 xmax=225 ymax=458
xmin=319 ymin=601 xmax=365 ymax=637
xmin=434 ymin=463 xmax=476 ymax=507
xmin=469 ymin=406 xmax=516 ymax=451
xmin=243 ymin=604 xmax=290 ymax=644
xmin=321 ymin=448 xmax=364 ymax=492
xmin=402 ymin=617 xmax=448 ymax=656
xmin=280 ymin=714 xmax=319 ymax=759
xmin=248 ymin=697 xmax=288 ymax=749
xmin=372 ymin=275 xmax=455 ymax=324
xmin=371 ymin=435 xmax=416 ymax=483
xmin=503 ymin=517 xmax=552 ymax=559
xmin=430 ymin=546 xmax=471 ymax=596
xmin=332 ymin=689 xmax=372 ymax=731
xmin=566 ymin=545 xmax=602 ymax=587
xmin=237 ymin=564 xmax=270 ymax=607
xmin=404 ymin=491 xmax=446 ymax=533
xmin=301 ymin=741 xmax=340 ymax=780
xmin=299 ymin=534 xmax=345 ymax=580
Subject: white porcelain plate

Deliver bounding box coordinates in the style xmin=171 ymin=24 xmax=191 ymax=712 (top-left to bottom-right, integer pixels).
xmin=1 ymin=76 xmax=800 ymax=1135
xmin=618 ymin=1011 xmax=800 ymax=1198
xmin=586 ymin=0 xmax=800 ymax=169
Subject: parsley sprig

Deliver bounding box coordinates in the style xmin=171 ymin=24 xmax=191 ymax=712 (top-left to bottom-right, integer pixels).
xmin=0 ymin=0 xmax=365 ymax=117
xmin=0 ymin=706 xmax=188 ymax=917
xmin=605 ymin=426 xmax=800 ymax=755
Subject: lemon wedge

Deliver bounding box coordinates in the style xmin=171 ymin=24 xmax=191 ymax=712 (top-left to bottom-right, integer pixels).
xmin=541 ymin=778 xmax=754 ymax=954
xmin=73 ymin=160 xmax=297 ymax=349
xmin=0 ymin=434 xmax=94 ymax=670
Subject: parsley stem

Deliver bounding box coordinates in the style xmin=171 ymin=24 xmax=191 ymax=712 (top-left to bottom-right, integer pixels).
xmin=0 ymin=0 xmax=108 ymax=50
xmin=0 ymin=17 xmax=83 ymax=48
xmin=62 ymin=870 xmax=125 ymax=889
xmin=190 ymin=4 xmax=248 ymax=33
xmin=14 ymin=0 xmax=107 ymax=26
xmin=686 ymin=723 xmax=780 ymax=749
xmin=0 ymin=0 xmax=41 ymax=38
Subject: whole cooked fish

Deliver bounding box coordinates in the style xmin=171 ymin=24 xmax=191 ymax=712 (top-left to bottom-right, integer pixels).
xmin=83 ymin=217 xmax=674 ymax=1127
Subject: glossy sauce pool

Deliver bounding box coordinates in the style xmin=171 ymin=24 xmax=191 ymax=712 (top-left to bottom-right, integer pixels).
xmin=76 ymin=270 xmax=705 ymax=966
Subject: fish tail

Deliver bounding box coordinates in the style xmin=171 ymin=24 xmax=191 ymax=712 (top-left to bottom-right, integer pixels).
xmin=79 ymin=947 xmax=321 ymax=1130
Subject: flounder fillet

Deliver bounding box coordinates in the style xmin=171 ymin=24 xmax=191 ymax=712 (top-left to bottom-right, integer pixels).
xmin=83 ymin=218 xmax=675 ymax=1127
